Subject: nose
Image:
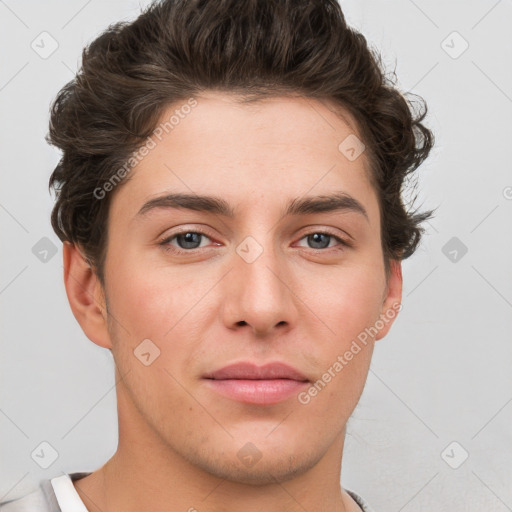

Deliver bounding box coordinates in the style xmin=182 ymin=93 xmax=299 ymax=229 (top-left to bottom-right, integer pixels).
xmin=221 ymin=236 xmax=299 ymax=337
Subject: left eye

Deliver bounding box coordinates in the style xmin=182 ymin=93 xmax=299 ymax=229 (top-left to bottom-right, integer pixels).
xmin=296 ymin=232 xmax=346 ymax=250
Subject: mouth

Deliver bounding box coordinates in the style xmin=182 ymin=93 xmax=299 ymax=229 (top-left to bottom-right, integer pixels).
xmin=202 ymin=361 xmax=310 ymax=405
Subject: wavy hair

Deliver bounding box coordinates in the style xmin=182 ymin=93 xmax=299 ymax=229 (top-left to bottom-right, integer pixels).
xmin=47 ymin=0 xmax=434 ymax=284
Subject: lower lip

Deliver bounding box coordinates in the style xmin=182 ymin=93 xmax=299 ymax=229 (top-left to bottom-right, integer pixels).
xmin=204 ymin=378 xmax=309 ymax=405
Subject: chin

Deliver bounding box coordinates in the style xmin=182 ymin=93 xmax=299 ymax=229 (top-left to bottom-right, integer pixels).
xmin=197 ymin=448 xmax=320 ymax=486
xmin=179 ymin=434 xmax=323 ymax=486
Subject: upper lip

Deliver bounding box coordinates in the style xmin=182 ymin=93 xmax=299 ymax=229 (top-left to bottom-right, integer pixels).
xmin=204 ymin=362 xmax=309 ymax=382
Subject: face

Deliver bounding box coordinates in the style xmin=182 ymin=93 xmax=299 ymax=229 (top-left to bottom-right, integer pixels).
xmin=79 ymin=92 xmax=402 ymax=485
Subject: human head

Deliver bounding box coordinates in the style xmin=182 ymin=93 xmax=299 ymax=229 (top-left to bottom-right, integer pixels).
xmin=49 ymin=0 xmax=434 ymax=492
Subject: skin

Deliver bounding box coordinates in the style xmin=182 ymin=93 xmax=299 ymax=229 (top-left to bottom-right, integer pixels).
xmin=64 ymin=92 xmax=402 ymax=512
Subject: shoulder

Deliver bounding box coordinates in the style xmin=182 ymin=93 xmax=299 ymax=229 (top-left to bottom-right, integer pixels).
xmin=0 ymin=471 xmax=88 ymax=512
xmin=0 ymin=472 xmax=92 ymax=512
xmin=346 ymin=488 xmax=376 ymax=512
xmin=0 ymin=485 xmax=52 ymax=512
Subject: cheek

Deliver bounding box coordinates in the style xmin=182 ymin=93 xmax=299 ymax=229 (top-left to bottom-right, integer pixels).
xmin=298 ymin=282 xmax=379 ymax=425
xmin=106 ymin=267 xmax=204 ymax=409
xmin=306 ymin=266 xmax=385 ymax=341
xmin=108 ymin=263 xmax=196 ymax=338
xmin=297 ymin=268 xmax=383 ymax=407
xmin=106 ymin=262 xmax=213 ymax=383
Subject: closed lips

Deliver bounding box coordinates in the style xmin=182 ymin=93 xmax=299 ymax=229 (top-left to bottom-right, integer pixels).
xmin=204 ymin=362 xmax=309 ymax=381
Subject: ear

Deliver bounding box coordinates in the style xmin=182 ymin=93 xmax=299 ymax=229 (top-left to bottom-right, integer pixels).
xmin=63 ymin=241 xmax=112 ymax=349
xmin=375 ymin=259 xmax=403 ymax=341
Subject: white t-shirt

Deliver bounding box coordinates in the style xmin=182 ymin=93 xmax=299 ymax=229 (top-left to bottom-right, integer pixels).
xmin=0 ymin=472 xmax=376 ymax=511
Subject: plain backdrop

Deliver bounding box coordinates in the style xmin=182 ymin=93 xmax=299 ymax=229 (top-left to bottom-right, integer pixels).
xmin=1 ymin=1 xmax=511 ymax=511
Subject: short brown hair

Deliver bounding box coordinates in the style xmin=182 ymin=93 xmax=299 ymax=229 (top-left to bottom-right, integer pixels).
xmin=47 ymin=0 xmax=434 ymax=285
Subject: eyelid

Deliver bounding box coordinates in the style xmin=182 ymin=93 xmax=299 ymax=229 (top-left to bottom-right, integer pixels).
xmin=157 ymin=224 xmax=216 ymax=242
xmin=293 ymin=230 xmax=352 ymax=252
xmin=296 ymin=225 xmax=352 ymax=241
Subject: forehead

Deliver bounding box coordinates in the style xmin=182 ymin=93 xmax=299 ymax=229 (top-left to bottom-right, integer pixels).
xmin=110 ymin=92 xmax=378 ymax=223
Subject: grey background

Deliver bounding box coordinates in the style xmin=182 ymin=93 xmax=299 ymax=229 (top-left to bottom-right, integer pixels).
xmin=1 ymin=1 xmax=511 ymax=510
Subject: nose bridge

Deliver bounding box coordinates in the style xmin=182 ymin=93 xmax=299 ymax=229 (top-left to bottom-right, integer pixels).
xmin=224 ymin=230 xmax=297 ymax=335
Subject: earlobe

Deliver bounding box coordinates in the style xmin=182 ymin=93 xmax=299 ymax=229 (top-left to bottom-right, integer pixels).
xmin=63 ymin=242 xmax=112 ymax=349
xmin=375 ymin=259 xmax=403 ymax=341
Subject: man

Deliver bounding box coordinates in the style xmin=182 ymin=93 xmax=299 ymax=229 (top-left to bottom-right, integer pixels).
xmin=1 ymin=0 xmax=433 ymax=510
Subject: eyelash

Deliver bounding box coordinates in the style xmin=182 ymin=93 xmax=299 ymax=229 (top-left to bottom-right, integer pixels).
xmin=158 ymin=229 xmax=351 ymax=255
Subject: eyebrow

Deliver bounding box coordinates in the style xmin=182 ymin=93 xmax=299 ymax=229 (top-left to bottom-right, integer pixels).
xmin=135 ymin=191 xmax=369 ymax=222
